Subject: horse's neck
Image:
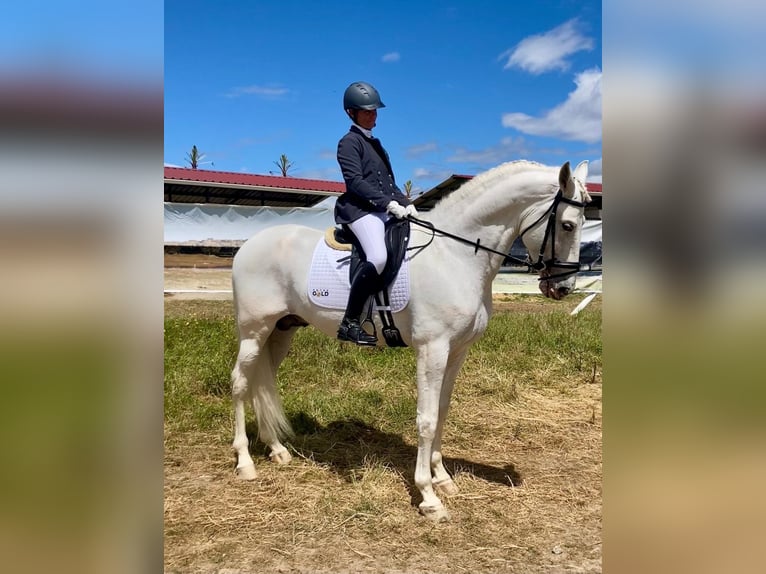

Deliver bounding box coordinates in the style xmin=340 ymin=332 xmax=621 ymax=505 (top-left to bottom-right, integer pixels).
xmin=427 ymin=170 xmax=553 ymax=278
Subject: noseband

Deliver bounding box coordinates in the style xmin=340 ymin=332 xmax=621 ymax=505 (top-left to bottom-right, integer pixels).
xmin=518 ymin=189 xmax=589 ymax=282
xmin=407 ymin=187 xmax=589 ymax=282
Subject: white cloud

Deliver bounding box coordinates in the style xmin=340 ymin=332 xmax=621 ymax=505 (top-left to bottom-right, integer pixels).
xmin=413 ymin=167 xmax=454 ymax=182
xmin=501 ymin=68 xmax=601 ymax=143
xmin=499 ymin=19 xmax=594 ymax=74
xmin=225 ymin=85 xmax=289 ymax=98
xmin=405 ymin=142 xmax=438 ymax=158
xmin=317 ymin=148 xmax=336 ymax=161
xmin=382 ymin=52 xmax=401 ymax=63
xmin=446 ymin=136 xmax=529 ymax=166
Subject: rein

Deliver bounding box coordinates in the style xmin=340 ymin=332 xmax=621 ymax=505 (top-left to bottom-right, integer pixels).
xmin=407 ymin=188 xmax=589 ymax=282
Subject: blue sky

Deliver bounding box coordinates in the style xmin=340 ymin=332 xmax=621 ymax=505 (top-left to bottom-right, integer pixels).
xmin=165 ymin=1 xmax=602 ymax=195
xmin=1 ymin=1 xmax=163 ymax=82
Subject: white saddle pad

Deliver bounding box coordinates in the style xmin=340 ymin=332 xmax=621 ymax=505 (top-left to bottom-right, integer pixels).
xmin=307 ymin=238 xmax=410 ymax=312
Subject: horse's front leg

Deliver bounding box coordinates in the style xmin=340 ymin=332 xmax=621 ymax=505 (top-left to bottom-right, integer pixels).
xmin=431 ymin=347 xmax=469 ymax=496
xmin=414 ymin=340 xmax=451 ymax=522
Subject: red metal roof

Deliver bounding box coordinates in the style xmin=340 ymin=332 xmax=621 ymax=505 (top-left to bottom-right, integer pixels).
xmin=164 ymin=166 xmax=345 ymax=194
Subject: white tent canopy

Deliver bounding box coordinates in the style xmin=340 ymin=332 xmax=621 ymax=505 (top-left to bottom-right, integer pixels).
xmin=164 ymin=202 xmax=602 ymax=254
xmin=164 ymin=203 xmax=335 ymax=244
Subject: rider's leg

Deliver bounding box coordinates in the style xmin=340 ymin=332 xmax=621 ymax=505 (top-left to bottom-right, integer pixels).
xmin=337 ymin=213 xmax=388 ymax=346
xmin=348 ymin=212 xmax=388 ymax=275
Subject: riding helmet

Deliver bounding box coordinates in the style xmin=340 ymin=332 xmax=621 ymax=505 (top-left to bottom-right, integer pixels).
xmin=343 ymin=81 xmax=386 ymax=111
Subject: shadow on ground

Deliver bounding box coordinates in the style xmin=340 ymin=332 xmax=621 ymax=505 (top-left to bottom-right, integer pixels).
xmin=247 ymin=414 xmax=522 ymax=507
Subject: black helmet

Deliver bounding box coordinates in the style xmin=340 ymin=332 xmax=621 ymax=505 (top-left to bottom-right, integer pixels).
xmin=343 ymin=81 xmax=386 ymax=111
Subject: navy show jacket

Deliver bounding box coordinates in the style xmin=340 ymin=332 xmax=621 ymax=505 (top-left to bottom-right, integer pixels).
xmin=334 ymin=125 xmax=412 ymax=225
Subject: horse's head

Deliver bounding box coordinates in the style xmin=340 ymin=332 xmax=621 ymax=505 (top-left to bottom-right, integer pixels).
xmin=521 ymin=160 xmax=592 ymax=300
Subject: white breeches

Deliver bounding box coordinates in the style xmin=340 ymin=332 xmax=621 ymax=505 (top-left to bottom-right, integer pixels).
xmin=348 ymin=212 xmax=390 ymax=275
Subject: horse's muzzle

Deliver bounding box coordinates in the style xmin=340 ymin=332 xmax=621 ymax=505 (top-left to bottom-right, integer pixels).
xmin=539 ymin=276 xmax=574 ymax=300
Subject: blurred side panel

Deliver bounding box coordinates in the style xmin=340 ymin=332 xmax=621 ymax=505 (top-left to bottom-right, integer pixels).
xmin=604 ymin=2 xmax=766 ymax=573
xmin=0 ymin=3 xmax=163 ymax=574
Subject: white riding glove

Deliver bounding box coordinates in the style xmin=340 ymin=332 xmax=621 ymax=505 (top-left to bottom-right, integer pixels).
xmin=386 ymin=201 xmax=408 ymax=219
xmin=404 ymin=204 xmax=419 ymax=218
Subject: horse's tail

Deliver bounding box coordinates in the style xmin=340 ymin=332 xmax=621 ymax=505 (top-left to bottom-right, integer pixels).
xmin=252 ymin=382 xmax=294 ymax=445
xmin=232 ymin=331 xmax=295 ymax=446
xmin=252 ymin=330 xmax=294 ymax=445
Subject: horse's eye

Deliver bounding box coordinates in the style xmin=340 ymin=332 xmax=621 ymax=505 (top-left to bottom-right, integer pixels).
xmin=562 ymin=222 xmax=575 ymax=232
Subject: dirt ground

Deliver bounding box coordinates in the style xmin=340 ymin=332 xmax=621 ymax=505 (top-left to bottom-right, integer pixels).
xmin=164 ymin=253 xmax=234 ymax=301
xmin=165 ymin=252 xmax=236 ymax=269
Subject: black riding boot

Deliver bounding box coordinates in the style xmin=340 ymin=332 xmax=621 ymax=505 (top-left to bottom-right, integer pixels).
xmin=337 ymin=262 xmax=380 ymax=346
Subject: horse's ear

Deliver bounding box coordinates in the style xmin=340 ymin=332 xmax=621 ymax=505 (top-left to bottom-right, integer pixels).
xmin=573 ymin=160 xmax=589 ymax=185
xmin=558 ymin=161 xmax=572 ymax=196
xmin=559 ymin=160 xmax=589 ymax=199
xmin=575 ymin=160 xmax=593 ymax=203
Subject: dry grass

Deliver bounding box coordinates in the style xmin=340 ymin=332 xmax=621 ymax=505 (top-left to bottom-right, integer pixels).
xmin=164 ymin=298 xmax=601 ymax=574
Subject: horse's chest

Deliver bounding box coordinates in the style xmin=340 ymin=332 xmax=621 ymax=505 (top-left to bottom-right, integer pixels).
xmin=470 ymin=306 xmax=490 ymax=337
xmin=451 ymin=304 xmax=490 ymax=344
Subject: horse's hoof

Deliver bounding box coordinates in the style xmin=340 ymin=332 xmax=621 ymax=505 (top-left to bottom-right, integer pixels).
xmin=434 ymin=478 xmax=459 ymax=496
xmin=419 ymin=503 xmax=451 ymax=523
xmin=236 ymin=463 xmax=257 ymax=480
xmin=269 ymin=449 xmax=292 ymax=465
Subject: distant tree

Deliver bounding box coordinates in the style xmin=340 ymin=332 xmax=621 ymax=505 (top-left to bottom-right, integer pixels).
xmin=274 ymin=154 xmax=294 ymax=176
xmin=185 ymin=145 xmax=208 ymax=169
xmin=403 ymin=180 xmax=413 ymax=199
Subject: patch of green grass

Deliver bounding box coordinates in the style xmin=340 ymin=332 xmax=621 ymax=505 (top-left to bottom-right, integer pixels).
xmin=164 ymin=314 xmax=237 ymax=433
xmin=275 ymin=327 xmax=417 ymax=435
xmin=468 ymin=308 xmax=602 ymax=389
xmin=164 ymin=301 xmax=601 ymax=440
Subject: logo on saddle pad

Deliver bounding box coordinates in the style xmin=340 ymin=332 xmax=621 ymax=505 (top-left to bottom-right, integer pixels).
xmin=307 ymin=235 xmax=410 ymax=312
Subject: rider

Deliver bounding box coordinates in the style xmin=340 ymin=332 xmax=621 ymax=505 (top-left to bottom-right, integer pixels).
xmin=335 ymin=81 xmax=418 ymax=346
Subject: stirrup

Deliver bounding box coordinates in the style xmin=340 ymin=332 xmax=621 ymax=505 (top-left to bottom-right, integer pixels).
xmin=337 ymin=319 xmax=377 ymax=347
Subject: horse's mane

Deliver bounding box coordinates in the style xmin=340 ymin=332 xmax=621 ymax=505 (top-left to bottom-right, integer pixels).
xmin=429 ymin=160 xmax=556 ymax=216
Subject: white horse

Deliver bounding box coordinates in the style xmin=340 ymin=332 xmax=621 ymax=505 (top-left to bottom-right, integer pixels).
xmin=230 ymin=159 xmax=591 ymax=522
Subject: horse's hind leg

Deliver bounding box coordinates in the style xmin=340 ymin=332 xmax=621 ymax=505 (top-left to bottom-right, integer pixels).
xmin=431 ymin=347 xmax=469 ymax=496
xmin=231 ymin=321 xmax=296 ymax=478
xmin=231 ymin=336 xmax=264 ymax=480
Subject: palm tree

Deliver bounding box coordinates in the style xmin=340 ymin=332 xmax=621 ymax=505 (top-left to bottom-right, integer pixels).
xmin=185 ymin=145 xmax=207 ymax=169
xmin=403 ymin=180 xmax=413 ymax=199
xmin=274 ymin=154 xmax=294 ymax=176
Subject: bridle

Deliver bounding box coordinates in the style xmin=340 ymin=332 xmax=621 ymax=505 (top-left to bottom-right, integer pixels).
xmin=407 ymin=187 xmax=589 ymax=282
xmin=518 ymin=188 xmax=590 ymax=281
